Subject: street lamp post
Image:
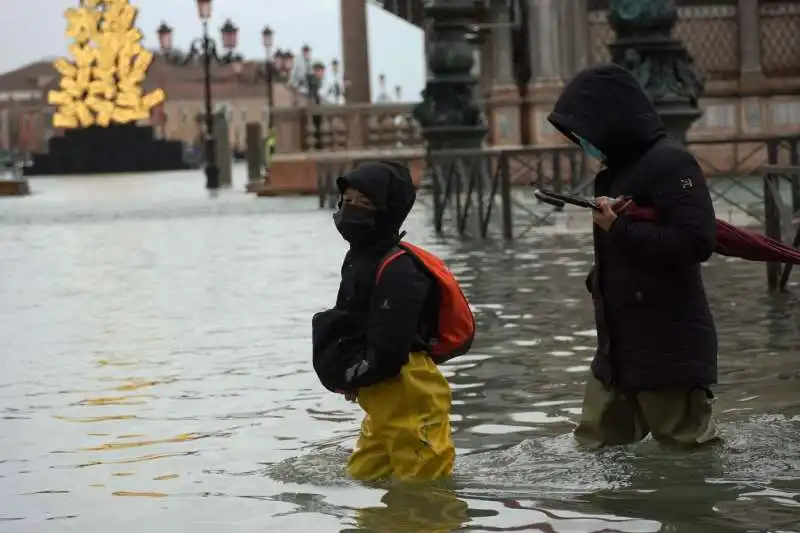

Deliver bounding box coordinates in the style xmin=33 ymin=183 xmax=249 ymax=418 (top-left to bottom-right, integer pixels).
xmin=412 ymin=0 xmax=487 ymax=151
xmin=301 ymin=45 xmax=326 ymax=150
xmin=607 ymin=0 xmax=704 ymax=143
xmin=257 ymin=47 xmax=297 ymax=129
xmin=376 ymin=73 xmax=390 ymax=103
xmin=328 ymin=59 xmax=345 ymax=104
xmin=261 ymin=26 xmax=275 ymax=132
xmin=157 ymin=0 xmax=242 ymax=190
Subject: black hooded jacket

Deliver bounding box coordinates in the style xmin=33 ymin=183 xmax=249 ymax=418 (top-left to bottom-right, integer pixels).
xmin=548 ymin=64 xmax=718 ymax=391
xmin=311 ymin=161 xmax=433 ymax=393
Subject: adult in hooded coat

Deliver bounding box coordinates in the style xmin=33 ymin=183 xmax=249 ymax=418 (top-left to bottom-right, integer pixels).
xmin=547 ymin=64 xmax=720 ymax=448
xmin=311 ymin=160 xmax=454 ymax=480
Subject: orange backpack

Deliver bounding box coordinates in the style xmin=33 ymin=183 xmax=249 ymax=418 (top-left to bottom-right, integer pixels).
xmin=375 ymin=241 xmax=475 ymax=363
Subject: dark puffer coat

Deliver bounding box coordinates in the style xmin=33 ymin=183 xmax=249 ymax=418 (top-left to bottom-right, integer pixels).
xmin=312 ymin=162 xmax=433 ymax=393
xmin=548 ymin=64 xmax=718 ymax=391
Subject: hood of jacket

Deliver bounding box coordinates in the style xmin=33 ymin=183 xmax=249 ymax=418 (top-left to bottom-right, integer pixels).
xmin=336 ymin=160 xmax=416 ymax=238
xmin=547 ymin=64 xmax=666 ymax=167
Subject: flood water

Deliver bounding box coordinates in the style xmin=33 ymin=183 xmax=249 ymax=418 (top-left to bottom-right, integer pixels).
xmin=1 ymin=168 xmax=799 ymax=532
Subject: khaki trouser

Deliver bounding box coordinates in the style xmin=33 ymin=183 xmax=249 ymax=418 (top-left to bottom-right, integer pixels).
xmin=574 ymin=373 xmax=721 ymax=449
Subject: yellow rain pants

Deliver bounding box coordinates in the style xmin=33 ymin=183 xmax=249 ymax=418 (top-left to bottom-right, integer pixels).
xmin=347 ymin=352 xmax=454 ymax=481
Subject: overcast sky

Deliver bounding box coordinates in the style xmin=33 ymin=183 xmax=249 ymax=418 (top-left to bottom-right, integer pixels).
xmin=0 ymin=0 xmax=425 ymax=102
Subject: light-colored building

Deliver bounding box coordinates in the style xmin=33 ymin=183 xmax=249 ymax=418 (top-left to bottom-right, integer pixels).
xmin=0 ymin=55 xmax=311 ymax=154
xmin=145 ymin=57 xmax=313 ymax=150
xmin=0 ymin=62 xmax=58 ymax=154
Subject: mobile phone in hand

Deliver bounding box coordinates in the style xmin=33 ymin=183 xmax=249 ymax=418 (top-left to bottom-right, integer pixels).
xmin=534 ymin=189 xmax=600 ymax=210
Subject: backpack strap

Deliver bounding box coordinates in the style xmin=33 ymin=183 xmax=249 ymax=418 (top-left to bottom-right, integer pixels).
xmin=375 ymin=248 xmax=407 ymax=286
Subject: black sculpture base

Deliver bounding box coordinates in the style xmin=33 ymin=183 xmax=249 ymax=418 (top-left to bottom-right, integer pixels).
xmin=24 ymin=124 xmax=190 ymax=176
xmin=655 ymin=99 xmax=703 ymax=144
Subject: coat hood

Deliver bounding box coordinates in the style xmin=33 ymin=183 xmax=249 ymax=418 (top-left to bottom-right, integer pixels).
xmin=336 ymin=160 xmax=416 ymax=237
xmin=548 ymin=64 xmax=666 ymax=165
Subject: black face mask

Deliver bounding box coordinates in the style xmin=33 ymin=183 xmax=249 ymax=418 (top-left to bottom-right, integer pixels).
xmin=333 ymin=204 xmax=380 ymax=245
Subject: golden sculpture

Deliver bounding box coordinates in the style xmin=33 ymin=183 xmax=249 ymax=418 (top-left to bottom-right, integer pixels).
xmin=48 ymin=0 xmax=166 ymax=129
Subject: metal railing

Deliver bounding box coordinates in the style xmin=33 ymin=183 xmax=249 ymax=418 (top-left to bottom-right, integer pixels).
xmin=760 ymin=135 xmax=800 ymax=291
xmin=426 ymin=147 xmax=586 ymax=239
xmin=420 ymin=136 xmax=800 ymax=241
xmin=316 ymin=135 xmax=800 ymax=277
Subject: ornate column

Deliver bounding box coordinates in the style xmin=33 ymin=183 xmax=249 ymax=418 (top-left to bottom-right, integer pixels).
xmin=737 ymin=0 xmax=764 ymax=133
xmin=487 ymin=0 xmax=521 ymax=146
xmin=565 ymin=0 xmax=591 ymax=78
xmin=527 ymin=0 xmax=590 ymax=83
xmin=608 ymin=0 xmax=704 ymax=143
xmin=527 ymin=0 xmax=564 ymax=85
xmin=738 ymin=0 xmax=763 ymax=88
xmin=526 ymin=0 xmax=582 ymax=145
xmin=340 ymin=0 xmax=371 ymax=103
xmin=491 ymin=2 xmax=515 ymax=87
xmin=412 ymin=0 xmax=488 ymax=150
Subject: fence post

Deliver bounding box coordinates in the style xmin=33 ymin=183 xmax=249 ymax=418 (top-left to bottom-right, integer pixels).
xmin=570 ymin=150 xmax=583 ymax=189
xmin=317 ymin=161 xmax=327 ymax=209
xmin=431 ymin=153 xmax=444 ymax=235
xmin=245 ymin=122 xmax=263 ymax=186
xmin=763 ymin=170 xmax=782 ymax=292
xmin=790 ymin=139 xmax=800 ymax=214
xmin=500 ymin=153 xmax=513 ymax=239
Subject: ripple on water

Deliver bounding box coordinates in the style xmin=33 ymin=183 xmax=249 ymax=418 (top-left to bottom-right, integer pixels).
xmin=266 ymin=447 xmax=355 ymax=487
xmin=0 ymin=173 xmax=799 ymax=531
xmin=512 ymin=339 xmax=541 ymax=347
xmin=510 ymin=412 xmax=571 ymax=424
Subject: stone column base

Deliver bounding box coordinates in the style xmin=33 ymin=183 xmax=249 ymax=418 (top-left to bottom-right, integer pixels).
xmin=525 ymin=83 xmax=566 ymax=146
xmin=530 ymin=78 xmax=565 ymax=91
xmin=739 ymin=69 xmax=765 ymax=92
xmin=487 ymin=85 xmax=523 ymax=147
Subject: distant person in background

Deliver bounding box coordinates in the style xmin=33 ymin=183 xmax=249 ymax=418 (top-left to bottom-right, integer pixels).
xmin=263 ymin=130 xmax=276 ymax=180
xmin=311 ymin=160 xmax=475 ymax=481
xmin=547 ymin=64 xmax=720 ymax=449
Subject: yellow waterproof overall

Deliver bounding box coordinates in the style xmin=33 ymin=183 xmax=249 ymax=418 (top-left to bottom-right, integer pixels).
xmin=347 ymin=352 xmax=454 ymax=481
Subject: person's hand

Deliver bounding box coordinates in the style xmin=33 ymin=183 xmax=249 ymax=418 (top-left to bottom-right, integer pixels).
xmin=592 ymin=196 xmax=618 ymax=232
xmin=344 ymin=391 xmax=358 ymax=403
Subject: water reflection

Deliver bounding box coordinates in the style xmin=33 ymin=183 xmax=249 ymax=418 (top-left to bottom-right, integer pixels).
xmin=340 ymin=485 xmax=473 ymax=532
xmin=0 ymin=169 xmax=798 ymax=531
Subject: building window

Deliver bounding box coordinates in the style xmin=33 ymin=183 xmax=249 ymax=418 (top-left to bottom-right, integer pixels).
xmin=705 ymin=104 xmax=735 ymax=129
xmin=772 ymin=101 xmax=800 ymax=126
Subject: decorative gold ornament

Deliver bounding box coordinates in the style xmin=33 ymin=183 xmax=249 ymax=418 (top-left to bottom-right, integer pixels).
xmin=48 ymin=0 xmax=166 ymax=128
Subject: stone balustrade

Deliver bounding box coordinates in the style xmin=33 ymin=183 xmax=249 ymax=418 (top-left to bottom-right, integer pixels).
xmin=271 ymin=102 xmax=423 ymax=154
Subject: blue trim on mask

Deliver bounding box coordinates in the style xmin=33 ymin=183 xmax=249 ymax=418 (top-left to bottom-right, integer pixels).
xmin=578 ymin=137 xmax=605 ymax=162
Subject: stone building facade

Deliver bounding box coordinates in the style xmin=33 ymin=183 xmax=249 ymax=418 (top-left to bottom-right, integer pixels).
xmin=2 ymin=1 xmax=798 ymax=158
xmin=372 ymin=0 xmax=800 ymax=147
xmin=484 ymin=0 xmax=800 ymax=146
xmin=0 ymin=55 xmax=307 ymax=154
